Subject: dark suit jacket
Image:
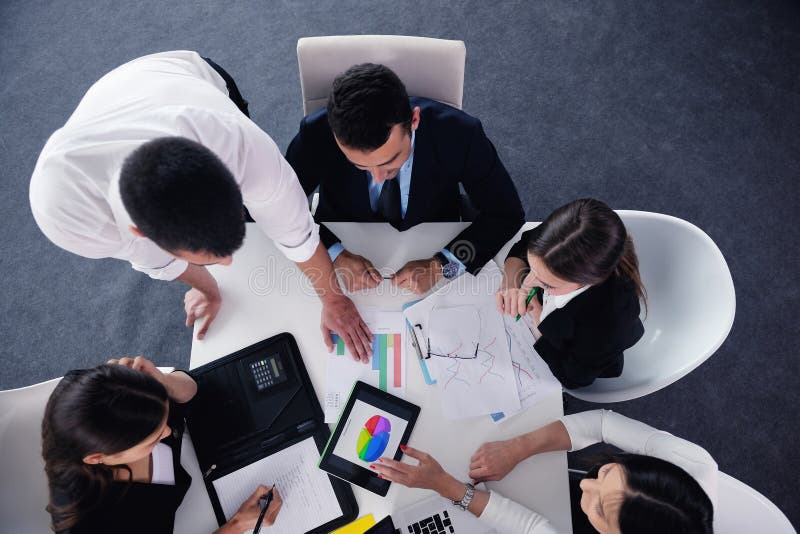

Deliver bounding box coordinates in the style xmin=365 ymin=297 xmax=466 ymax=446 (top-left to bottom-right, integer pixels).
xmin=285 ymin=97 xmax=525 ymax=274
xmin=57 ymin=402 xmax=191 ymax=534
xmin=508 ymin=229 xmax=645 ymax=389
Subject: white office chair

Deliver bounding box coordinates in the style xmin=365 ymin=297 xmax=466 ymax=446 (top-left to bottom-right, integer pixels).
xmin=0 ymin=377 xmax=60 ymax=532
xmin=714 ymin=471 xmax=796 ymax=533
xmin=565 ymin=211 xmax=736 ymax=403
xmin=296 ymin=35 xmax=466 ymax=116
xmin=0 ymin=368 xmax=215 ymax=534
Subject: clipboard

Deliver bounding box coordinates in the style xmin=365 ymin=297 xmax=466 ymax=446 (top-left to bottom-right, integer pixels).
xmin=185 ymin=333 xmax=358 ymax=532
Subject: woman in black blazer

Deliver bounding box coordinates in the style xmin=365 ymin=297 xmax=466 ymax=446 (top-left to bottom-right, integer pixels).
xmin=41 ymin=357 xmax=282 ymax=534
xmin=497 ymin=199 xmax=646 ymax=389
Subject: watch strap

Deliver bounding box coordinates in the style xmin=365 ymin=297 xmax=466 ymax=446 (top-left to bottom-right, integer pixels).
xmin=452 ymin=482 xmax=475 ymax=511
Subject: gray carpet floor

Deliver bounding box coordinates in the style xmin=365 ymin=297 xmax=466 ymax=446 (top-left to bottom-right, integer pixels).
xmin=1 ymin=0 xmax=798 ymax=528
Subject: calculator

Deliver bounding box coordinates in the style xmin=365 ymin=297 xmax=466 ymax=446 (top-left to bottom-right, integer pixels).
xmin=248 ymin=353 xmax=287 ymax=392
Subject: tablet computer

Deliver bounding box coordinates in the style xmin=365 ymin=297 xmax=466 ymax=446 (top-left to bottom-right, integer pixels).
xmin=319 ymin=381 xmax=420 ymax=496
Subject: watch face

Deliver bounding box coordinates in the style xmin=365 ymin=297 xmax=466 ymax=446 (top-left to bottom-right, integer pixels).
xmin=442 ymin=262 xmax=459 ymax=280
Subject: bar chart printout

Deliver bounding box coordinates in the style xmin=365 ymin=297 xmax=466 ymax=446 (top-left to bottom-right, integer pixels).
xmin=324 ymin=308 xmax=406 ymax=423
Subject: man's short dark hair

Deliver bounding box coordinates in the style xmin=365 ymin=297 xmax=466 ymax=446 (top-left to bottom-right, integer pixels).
xmin=120 ymin=137 xmax=245 ymax=256
xmin=327 ymin=63 xmax=412 ymax=151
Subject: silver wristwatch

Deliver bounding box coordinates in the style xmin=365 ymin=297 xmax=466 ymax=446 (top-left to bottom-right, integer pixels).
xmin=452 ymin=482 xmax=475 ymax=511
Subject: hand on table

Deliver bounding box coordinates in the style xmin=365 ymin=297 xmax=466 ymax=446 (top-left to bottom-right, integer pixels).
xmin=468 ymin=438 xmax=524 ymax=483
xmin=333 ymin=250 xmax=382 ymax=291
xmin=218 ymin=485 xmax=282 ymax=533
xmin=390 ymin=257 xmax=442 ymax=295
xmin=321 ymin=294 xmax=373 ymax=363
xmin=371 ymin=446 xmax=464 ymax=499
xmin=184 ymin=286 xmax=222 ymax=340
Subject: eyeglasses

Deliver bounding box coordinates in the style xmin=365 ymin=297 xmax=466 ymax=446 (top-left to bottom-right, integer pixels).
xmin=415 ymin=306 xmax=482 ymax=360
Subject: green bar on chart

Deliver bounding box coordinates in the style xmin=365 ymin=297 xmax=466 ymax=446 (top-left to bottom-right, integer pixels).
xmin=379 ymin=334 xmax=388 ymax=391
xmin=335 ymin=334 xmax=345 ymax=356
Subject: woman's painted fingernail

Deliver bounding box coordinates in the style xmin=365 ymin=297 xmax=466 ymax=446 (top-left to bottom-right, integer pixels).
xmin=400 ymin=445 xmax=407 ymax=451
xmin=369 ymin=464 xmax=376 ymax=469
xmin=377 ymin=458 xmax=384 ymax=462
xmin=378 ymin=474 xmax=384 ymax=479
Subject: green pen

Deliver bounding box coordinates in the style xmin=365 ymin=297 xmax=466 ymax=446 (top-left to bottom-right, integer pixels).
xmin=515 ymin=287 xmax=538 ymax=321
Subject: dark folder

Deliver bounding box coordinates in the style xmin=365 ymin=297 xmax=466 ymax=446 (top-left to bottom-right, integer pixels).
xmin=185 ymin=332 xmax=358 ymax=532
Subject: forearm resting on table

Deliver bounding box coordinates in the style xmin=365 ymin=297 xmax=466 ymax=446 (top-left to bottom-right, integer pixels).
xmin=512 ymin=421 xmax=573 ymax=461
xmin=435 ymin=475 xmax=491 ymax=518
xmin=503 ymin=257 xmax=528 ymax=288
xmin=176 ymin=263 xmax=219 ymax=294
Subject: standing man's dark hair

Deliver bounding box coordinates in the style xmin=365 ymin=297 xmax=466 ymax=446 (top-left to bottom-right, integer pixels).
xmin=119 ymin=136 xmax=245 ymax=257
xmin=327 ymin=63 xmax=413 ymax=151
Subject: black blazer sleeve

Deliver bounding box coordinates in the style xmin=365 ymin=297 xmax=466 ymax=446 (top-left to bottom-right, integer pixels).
xmin=534 ymin=276 xmax=645 ymax=389
xmin=506 ymin=226 xmax=541 ymax=263
xmin=444 ymin=119 xmax=525 ymax=274
xmin=285 ymin=117 xmax=343 ymax=249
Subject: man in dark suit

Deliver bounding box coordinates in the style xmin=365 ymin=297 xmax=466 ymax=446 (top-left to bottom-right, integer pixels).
xmin=286 ymin=63 xmax=524 ymax=294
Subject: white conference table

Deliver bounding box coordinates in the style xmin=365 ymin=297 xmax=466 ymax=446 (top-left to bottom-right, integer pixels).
xmin=178 ymin=222 xmax=572 ymax=534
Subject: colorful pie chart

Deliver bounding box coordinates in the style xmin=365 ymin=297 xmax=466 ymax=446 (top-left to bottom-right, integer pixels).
xmin=356 ymin=415 xmax=391 ymax=462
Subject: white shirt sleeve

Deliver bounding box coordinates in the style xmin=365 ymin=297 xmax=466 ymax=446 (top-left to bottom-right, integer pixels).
xmin=560 ymin=409 xmax=718 ymax=507
xmin=209 ymin=113 xmax=320 ymax=263
xmin=30 ymin=160 xmax=189 ymax=281
xmin=479 ymin=491 xmax=560 ymax=533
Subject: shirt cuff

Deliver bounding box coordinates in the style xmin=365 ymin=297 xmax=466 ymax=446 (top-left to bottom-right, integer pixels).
xmin=273 ymin=223 xmax=321 ymax=263
xmin=439 ymin=248 xmax=467 ymax=276
xmin=328 ymin=242 xmax=345 ymax=263
xmin=130 ymin=258 xmax=189 ymax=281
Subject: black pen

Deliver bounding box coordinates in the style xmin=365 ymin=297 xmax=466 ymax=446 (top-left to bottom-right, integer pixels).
xmin=253 ymin=484 xmax=275 ymax=534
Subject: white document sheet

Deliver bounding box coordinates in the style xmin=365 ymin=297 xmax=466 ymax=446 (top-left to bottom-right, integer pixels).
xmin=211 ymin=437 xmax=342 ymax=533
xmin=490 ymin=314 xmax=563 ymax=423
xmin=426 ymin=302 xmax=520 ymax=419
xmin=324 ymin=308 xmax=407 ymax=423
xmin=403 ymin=262 xmax=521 ymax=419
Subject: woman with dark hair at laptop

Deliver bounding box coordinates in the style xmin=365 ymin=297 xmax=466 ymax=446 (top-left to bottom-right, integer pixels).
xmin=41 ymin=357 xmax=283 ymax=534
xmin=372 ymin=410 xmax=716 ymax=534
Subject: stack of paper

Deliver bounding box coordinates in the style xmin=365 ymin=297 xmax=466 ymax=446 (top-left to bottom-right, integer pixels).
xmin=404 ymin=261 xmax=561 ymax=421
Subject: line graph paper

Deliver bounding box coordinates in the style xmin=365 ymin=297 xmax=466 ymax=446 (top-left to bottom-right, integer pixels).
xmin=490 ymin=314 xmax=562 ymax=423
xmin=426 ymin=302 xmax=520 ymax=419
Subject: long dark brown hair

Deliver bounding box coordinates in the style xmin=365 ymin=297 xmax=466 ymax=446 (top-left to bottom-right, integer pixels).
xmin=41 ymin=364 xmax=168 ymax=532
xmin=527 ymin=198 xmax=647 ymax=308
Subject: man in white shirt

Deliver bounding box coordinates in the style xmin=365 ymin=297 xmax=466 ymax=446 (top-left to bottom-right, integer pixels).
xmin=29 ymin=50 xmax=373 ymax=361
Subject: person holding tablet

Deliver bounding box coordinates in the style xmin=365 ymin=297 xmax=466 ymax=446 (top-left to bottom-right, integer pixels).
xmin=372 ymin=410 xmax=716 ymax=534
xmin=41 ymin=357 xmax=282 ymax=534
xmin=496 ymin=198 xmax=646 ymax=388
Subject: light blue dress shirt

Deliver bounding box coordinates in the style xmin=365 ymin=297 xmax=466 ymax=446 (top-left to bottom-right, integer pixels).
xmin=327 ymin=131 xmax=465 ymax=275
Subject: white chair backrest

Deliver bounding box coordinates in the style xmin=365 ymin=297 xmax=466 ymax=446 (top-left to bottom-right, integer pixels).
xmin=0 ymin=377 xmax=61 ymax=532
xmin=297 ymin=35 xmax=466 ymax=116
xmin=714 ymin=471 xmax=796 ymax=533
xmin=566 ymin=211 xmax=736 ymax=403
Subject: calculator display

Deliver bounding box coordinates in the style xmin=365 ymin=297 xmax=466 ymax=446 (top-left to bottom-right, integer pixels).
xmin=248 ymin=353 xmax=287 ymax=392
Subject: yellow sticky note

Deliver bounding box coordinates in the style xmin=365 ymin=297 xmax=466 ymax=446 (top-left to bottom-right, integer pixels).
xmin=330 ymin=513 xmax=376 ymax=534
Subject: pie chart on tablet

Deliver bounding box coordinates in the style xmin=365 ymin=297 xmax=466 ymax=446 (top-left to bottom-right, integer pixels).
xmin=356 ymin=415 xmax=391 ymax=462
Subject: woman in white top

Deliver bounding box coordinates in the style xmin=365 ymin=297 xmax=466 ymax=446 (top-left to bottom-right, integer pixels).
xmin=372 ymin=410 xmax=716 ymax=534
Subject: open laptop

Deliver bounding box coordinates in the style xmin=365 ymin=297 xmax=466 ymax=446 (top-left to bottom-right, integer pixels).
xmin=366 ymin=493 xmax=497 ymax=534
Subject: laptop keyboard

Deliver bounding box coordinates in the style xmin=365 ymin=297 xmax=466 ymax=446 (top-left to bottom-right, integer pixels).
xmin=407 ymin=510 xmax=455 ymax=534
